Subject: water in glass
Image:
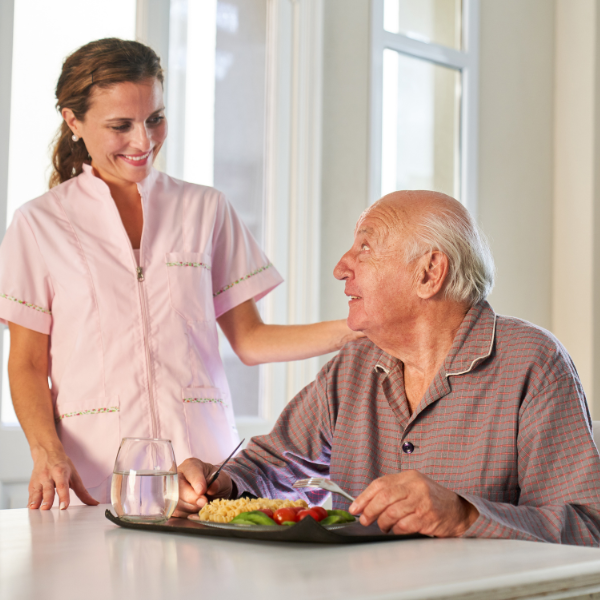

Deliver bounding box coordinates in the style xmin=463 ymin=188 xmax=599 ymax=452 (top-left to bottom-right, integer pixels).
xmin=111 ymin=438 xmax=179 ymax=523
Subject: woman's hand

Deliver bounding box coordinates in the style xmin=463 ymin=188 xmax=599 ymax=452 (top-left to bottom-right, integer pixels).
xmin=173 ymin=458 xmax=233 ymax=518
xmin=330 ymin=318 xmax=366 ymax=349
xmin=29 ymin=444 xmax=98 ymax=509
xmin=217 ymin=299 xmax=365 ymax=366
xmin=8 ymin=322 xmax=98 ymax=510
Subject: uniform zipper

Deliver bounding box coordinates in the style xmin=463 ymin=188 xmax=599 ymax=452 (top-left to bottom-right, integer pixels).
xmin=135 ymin=185 xmax=159 ymax=439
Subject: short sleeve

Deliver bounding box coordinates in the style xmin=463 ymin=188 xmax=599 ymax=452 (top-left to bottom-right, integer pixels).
xmin=211 ymin=195 xmax=283 ymax=318
xmin=0 ymin=210 xmax=53 ymax=334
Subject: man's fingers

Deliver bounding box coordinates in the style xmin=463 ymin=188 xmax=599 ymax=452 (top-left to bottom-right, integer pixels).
xmin=390 ymin=511 xmax=424 ymax=535
xmin=375 ymin=500 xmax=420 ymax=533
xmin=206 ymin=472 xmax=232 ymax=499
xmin=178 ymin=459 xmax=210 ymax=496
xmin=349 ymin=482 xmax=381 ymax=515
xmin=350 ymin=474 xmax=410 ymax=516
xmin=357 ymin=484 xmax=411 ymax=525
xmin=173 ymin=498 xmax=204 ymax=517
xmin=179 ymin=472 xmax=204 ymax=506
xmin=70 ymin=471 xmax=99 ymax=506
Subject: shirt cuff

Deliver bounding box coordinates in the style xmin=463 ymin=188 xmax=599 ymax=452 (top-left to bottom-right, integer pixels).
xmin=458 ymin=493 xmax=537 ymax=541
xmin=213 ymin=264 xmax=284 ymax=319
xmin=0 ymin=295 xmax=52 ymax=334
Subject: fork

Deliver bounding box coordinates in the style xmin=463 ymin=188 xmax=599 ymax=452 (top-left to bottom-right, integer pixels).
xmin=293 ymin=477 xmax=355 ymax=503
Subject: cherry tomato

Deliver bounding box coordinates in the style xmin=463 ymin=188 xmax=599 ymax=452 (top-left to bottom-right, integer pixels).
xmin=310 ymin=507 xmax=329 ymax=522
xmin=289 ymin=506 xmax=304 ymax=515
xmin=298 ymin=508 xmax=328 ymax=522
xmin=273 ymin=507 xmax=298 ymax=525
xmin=256 ymin=508 xmax=274 ymax=518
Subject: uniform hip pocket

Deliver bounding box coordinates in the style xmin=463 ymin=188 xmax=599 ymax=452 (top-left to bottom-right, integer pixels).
xmin=55 ymin=395 xmax=120 ymax=489
xmin=166 ymin=252 xmax=214 ymax=322
xmin=182 ymin=386 xmax=239 ymax=464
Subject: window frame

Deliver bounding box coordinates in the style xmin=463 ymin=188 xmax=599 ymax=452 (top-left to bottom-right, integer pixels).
xmin=369 ymin=0 xmax=480 ymax=216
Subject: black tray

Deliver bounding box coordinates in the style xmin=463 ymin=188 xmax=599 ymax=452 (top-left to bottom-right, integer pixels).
xmin=105 ymin=510 xmax=425 ymax=544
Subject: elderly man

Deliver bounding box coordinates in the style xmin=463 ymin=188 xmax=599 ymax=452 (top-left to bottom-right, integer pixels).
xmin=176 ymin=191 xmax=600 ymax=545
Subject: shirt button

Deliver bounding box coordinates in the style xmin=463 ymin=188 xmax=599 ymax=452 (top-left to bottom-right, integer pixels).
xmin=402 ymin=442 xmax=414 ymax=454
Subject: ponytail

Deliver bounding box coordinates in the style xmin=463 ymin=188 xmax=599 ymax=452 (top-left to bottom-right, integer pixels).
xmin=49 ymin=122 xmax=90 ymax=188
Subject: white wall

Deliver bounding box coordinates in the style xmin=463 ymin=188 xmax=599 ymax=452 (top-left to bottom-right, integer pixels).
xmin=320 ymin=0 xmax=371 ymax=327
xmin=477 ymin=0 xmax=555 ymax=331
xmin=552 ymin=0 xmax=600 ymax=417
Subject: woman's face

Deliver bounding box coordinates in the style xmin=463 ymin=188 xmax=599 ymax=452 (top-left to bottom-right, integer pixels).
xmin=63 ymin=78 xmax=167 ymax=187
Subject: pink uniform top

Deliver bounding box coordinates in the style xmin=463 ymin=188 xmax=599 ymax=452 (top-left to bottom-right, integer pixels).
xmin=0 ymin=165 xmax=283 ymax=499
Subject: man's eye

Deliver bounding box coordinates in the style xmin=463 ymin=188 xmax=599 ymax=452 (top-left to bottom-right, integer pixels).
xmin=361 ymin=243 xmax=370 ymax=251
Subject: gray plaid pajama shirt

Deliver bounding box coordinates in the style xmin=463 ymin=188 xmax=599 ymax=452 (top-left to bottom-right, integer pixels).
xmin=224 ymin=301 xmax=600 ymax=545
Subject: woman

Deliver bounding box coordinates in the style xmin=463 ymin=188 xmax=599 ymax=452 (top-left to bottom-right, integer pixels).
xmin=0 ymin=39 xmax=358 ymax=509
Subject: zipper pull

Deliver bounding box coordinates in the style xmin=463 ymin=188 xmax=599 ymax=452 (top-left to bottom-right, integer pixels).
xmin=137 ymin=266 xmax=144 ymax=282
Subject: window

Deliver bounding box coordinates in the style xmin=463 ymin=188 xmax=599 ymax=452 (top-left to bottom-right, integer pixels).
xmin=1 ymin=0 xmax=137 ymax=426
xmin=165 ymin=0 xmax=268 ymax=418
xmin=370 ymin=0 xmax=479 ymax=213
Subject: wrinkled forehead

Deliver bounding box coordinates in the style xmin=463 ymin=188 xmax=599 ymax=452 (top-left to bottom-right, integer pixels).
xmin=354 ymin=203 xmax=409 ymax=243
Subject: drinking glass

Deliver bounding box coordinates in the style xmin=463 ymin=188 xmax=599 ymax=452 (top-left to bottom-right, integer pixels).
xmin=111 ymin=438 xmax=179 ymax=523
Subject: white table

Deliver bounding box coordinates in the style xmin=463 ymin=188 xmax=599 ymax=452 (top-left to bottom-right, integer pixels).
xmin=2 ymin=505 xmax=600 ymax=600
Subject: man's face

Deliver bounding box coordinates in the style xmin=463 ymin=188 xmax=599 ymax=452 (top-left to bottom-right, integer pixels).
xmin=333 ymin=206 xmax=419 ymax=337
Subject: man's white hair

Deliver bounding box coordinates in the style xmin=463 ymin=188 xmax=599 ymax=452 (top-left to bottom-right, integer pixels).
xmin=403 ymin=206 xmax=495 ymax=305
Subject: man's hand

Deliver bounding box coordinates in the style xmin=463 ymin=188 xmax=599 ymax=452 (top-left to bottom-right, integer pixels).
xmin=348 ymin=470 xmax=479 ymax=537
xmin=173 ymin=458 xmax=233 ymax=518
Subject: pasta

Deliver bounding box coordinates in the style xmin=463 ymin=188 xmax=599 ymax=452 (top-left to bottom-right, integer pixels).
xmin=198 ymin=497 xmax=308 ymax=523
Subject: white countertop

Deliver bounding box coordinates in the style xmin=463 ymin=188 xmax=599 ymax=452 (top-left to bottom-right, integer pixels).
xmin=2 ymin=505 xmax=600 ymax=600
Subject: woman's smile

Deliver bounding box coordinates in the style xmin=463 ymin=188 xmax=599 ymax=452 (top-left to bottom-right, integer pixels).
xmin=117 ymin=149 xmax=154 ymax=166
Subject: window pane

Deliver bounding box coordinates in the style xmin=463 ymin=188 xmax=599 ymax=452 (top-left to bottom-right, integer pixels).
xmin=214 ymin=0 xmax=267 ymax=418
xmin=384 ymin=0 xmax=462 ymax=50
xmin=2 ymin=0 xmax=136 ymax=426
xmin=167 ymin=0 xmax=268 ymax=417
xmin=381 ymin=50 xmax=461 ymax=199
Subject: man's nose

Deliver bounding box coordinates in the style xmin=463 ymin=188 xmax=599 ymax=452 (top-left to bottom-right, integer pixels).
xmin=333 ymin=252 xmax=351 ymax=280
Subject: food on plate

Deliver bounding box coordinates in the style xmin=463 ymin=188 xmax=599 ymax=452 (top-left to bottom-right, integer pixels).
xmin=197 ymin=497 xmax=308 ymax=523
xmin=230 ymin=511 xmax=278 ymax=526
xmin=197 ymin=497 xmax=356 ymax=528
xmin=273 ymin=507 xmax=299 ymax=525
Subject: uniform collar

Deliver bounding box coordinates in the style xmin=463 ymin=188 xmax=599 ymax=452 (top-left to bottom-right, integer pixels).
xmin=443 ymin=300 xmax=496 ymax=378
xmin=79 ymin=163 xmax=159 ymax=199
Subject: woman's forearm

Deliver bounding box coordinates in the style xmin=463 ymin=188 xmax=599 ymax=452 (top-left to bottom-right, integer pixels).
xmin=236 ymin=321 xmax=357 ymax=365
xmin=10 ymin=362 xmax=61 ymax=454
xmin=217 ymin=299 xmax=362 ymax=366
xmin=8 ymin=323 xmax=62 ymax=455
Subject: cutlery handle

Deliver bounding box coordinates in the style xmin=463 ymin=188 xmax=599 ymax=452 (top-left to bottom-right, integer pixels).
xmin=335 ymin=489 xmax=355 ymax=503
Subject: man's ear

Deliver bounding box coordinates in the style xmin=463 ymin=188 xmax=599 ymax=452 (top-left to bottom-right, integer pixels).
xmin=415 ymin=251 xmax=449 ymax=299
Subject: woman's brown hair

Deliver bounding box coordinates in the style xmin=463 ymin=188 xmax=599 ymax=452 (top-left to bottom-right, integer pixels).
xmin=50 ymin=38 xmax=164 ymax=188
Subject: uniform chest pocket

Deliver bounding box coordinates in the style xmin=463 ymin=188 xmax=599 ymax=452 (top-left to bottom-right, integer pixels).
xmin=166 ymin=252 xmax=215 ymax=322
